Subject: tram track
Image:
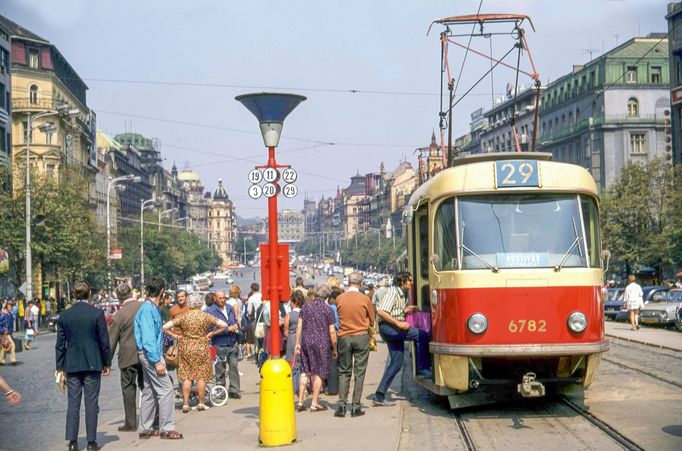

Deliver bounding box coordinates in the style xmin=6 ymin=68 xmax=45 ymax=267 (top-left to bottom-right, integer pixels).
xmin=602 ymin=355 xmax=682 ymax=389
xmin=558 ymin=396 xmax=645 ymax=451
xmin=453 ymin=411 xmax=477 ymax=451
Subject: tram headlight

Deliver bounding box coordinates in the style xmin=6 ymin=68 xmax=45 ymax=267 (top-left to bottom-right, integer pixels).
xmin=467 ymin=313 xmax=488 ymax=334
xmin=567 ymin=312 xmax=588 ymax=333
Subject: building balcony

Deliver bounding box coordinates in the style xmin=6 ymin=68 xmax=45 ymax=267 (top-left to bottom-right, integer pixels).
xmin=12 ymin=98 xmax=61 ymax=113
xmin=540 ymin=114 xmax=665 ymax=143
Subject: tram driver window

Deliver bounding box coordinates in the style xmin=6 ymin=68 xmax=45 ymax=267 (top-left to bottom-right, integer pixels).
xmin=434 ymin=200 xmax=457 ymax=271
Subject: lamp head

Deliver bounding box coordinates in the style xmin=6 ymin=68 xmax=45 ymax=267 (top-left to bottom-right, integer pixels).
xmin=235 ymin=92 xmax=306 ymax=147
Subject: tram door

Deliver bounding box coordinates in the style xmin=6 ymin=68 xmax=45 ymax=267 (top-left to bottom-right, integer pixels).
xmin=412 ymin=206 xmax=430 ymax=313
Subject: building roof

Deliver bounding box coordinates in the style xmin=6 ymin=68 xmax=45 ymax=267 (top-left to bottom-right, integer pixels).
xmin=96 ymin=130 xmax=122 ymax=150
xmin=0 ymin=14 xmax=48 ymax=44
xmin=178 ymin=167 xmax=200 ymax=182
xmin=213 ymin=178 xmax=229 ymax=201
xmin=608 ymin=35 xmax=668 ymax=59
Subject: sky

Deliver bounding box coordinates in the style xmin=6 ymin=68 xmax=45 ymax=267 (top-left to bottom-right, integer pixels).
xmin=0 ymin=0 xmax=669 ymax=217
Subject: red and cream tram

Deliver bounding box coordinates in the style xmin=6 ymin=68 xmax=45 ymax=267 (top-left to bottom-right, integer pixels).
xmin=403 ymin=152 xmax=608 ymax=408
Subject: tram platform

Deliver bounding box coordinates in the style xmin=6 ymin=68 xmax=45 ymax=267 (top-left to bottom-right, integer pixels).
xmin=90 ymin=342 xmax=404 ymax=451
xmin=604 ymin=320 xmax=682 ymax=352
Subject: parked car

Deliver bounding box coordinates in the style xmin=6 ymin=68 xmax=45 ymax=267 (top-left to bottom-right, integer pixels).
xmin=48 ymin=313 xmax=60 ymax=332
xmin=603 ymin=288 xmax=624 ymax=320
xmin=639 ymin=288 xmax=682 ymax=330
xmin=614 ymin=286 xmax=670 ymax=322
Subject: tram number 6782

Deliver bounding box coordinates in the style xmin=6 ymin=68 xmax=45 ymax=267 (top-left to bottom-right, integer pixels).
xmin=508 ymin=319 xmax=547 ymax=333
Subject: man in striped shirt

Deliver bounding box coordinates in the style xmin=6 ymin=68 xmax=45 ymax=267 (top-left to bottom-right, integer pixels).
xmin=372 ymin=272 xmax=428 ymax=406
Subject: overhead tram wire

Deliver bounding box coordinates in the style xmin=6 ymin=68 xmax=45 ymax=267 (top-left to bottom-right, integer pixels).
xmin=95 ymin=109 xmax=419 ymax=150
xmin=451 ymin=0 xmax=485 ymax=100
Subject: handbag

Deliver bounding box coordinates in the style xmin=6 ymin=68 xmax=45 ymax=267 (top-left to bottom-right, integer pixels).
xmin=164 ymin=343 xmax=180 ymax=367
xmin=26 ymin=328 xmax=35 ymax=336
xmin=1 ymin=334 xmax=11 ymax=352
xmin=368 ymin=326 xmax=378 ymax=352
xmin=254 ymin=304 xmax=266 ymax=339
xmin=406 ymin=311 xmax=432 ymax=336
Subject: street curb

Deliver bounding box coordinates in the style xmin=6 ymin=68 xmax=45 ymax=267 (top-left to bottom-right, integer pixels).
xmin=605 ymin=333 xmax=682 ymax=353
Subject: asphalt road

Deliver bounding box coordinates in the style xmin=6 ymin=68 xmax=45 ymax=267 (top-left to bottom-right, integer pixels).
xmin=0 ymin=329 xmax=126 ymax=451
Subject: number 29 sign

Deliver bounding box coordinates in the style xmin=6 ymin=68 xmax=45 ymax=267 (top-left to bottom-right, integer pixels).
xmin=495 ymin=160 xmax=540 ymax=188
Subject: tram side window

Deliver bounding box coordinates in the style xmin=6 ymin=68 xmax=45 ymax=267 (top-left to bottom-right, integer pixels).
xmin=419 ymin=214 xmax=429 ymax=279
xmin=434 ymin=199 xmax=457 ymax=271
xmin=580 ymin=195 xmax=601 ymax=267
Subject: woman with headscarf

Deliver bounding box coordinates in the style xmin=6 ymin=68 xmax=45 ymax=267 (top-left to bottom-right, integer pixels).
xmin=162 ymin=293 xmax=228 ymax=412
xmin=294 ymin=283 xmax=337 ymax=412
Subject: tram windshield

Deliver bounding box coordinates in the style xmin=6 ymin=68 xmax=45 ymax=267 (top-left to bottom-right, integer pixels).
xmin=435 ymin=194 xmax=599 ymax=270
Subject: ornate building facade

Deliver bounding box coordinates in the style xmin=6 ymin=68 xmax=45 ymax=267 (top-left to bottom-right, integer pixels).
xmin=208 ymin=178 xmax=236 ymax=267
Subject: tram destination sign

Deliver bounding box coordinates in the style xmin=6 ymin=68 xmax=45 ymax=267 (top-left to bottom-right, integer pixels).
xmin=495 ymin=160 xmax=540 ymax=188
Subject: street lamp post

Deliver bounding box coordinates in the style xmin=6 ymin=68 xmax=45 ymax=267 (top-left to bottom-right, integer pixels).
xmin=140 ymin=198 xmax=158 ymax=288
xmin=23 ymin=105 xmax=78 ymax=301
xmin=107 ymin=175 xmax=141 ymax=293
xmin=237 ymin=92 xmax=305 ymax=447
xmin=158 ymin=207 xmax=178 ymax=231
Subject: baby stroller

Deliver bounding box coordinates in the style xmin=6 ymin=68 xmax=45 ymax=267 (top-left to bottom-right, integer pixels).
xmin=174 ymin=346 xmax=228 ymax=407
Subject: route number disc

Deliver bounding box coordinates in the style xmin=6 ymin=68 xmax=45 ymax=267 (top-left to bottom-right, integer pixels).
xmin=263 ymin=183 xmax=278 ymax=198
xmin=248 ymin=169 xmax=263 ymax=184
xmin=282 ymin=183 xmax=298 ymax=198
xmin=263 ymin=167 xmax=279 ymax=183
xmin=282 ymin=168 xmax=297 ymax=184
xmin=248 ymin=185 xmax=263 ymax=199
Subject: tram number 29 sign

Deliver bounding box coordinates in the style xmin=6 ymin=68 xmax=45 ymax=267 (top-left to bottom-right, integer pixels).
xmin=282 ymin=184 xmax=298 ymax=198
xmin=495 ymin=160 xmax=539 ymax=188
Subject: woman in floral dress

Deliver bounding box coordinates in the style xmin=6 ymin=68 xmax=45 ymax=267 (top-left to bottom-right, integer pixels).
xmin=163 ymin=293 xmax=228 ymax=412
xmin=295 ymin=283 xmax=337 ymax=411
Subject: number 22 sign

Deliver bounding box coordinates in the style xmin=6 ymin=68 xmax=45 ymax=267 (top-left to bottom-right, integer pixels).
xmin=495 ymin=160 xmax=540 ymax=188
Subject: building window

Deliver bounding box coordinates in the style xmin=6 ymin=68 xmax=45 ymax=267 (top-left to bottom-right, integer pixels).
xmin=568 ymin=111 xmax=573 ymax=126
xmin=625 ymin=66 xmax=637 ymax=83
xmin=630 ymin=133 xmax=646 ymax=155
xmin=627 ymin=98 xmax=639 ymax=117
xmin=28 ymin=49 xmax=39 ymax=69
xmin=590 ymin=71 xmax=596 ymax=87
xmin=0 ymin=126 xmax=5 ymax=154
xmin=45 ymin=129 xmax=54 ymax=145
xmin=29 ymin=84 xmax=39 ymax=104
xmin=0 ymin=82 xmax=4 ymax=110
xmin=651 ymin=66 xmax=662 ymax=84
xmin=22 ymin=121 xmax=29 ymax=143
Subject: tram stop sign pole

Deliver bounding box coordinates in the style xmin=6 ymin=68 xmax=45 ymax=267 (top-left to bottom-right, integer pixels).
xmin=236 ymin=92 xmax=306 ymax=448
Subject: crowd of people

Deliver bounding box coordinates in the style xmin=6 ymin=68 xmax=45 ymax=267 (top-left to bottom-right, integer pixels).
xmin=0 ymin=269 xmax=431 ymax=449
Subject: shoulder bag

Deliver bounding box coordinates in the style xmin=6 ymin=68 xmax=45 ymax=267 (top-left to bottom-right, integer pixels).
xmin=254 ymin=304 xmax=266 ymax=339
xmin=368 ymin=325 xmax=378 ymax=352
xmin=164 ymin=342 xmax=180 ymax=367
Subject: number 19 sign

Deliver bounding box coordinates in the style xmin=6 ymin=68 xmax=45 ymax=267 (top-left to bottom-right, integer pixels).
xmin=247 ymin=167 xmax=298 ymax=199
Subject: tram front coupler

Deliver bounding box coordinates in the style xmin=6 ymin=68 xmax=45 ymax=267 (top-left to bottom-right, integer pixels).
xmin=517 ymin=372 xmax=546 ymax=398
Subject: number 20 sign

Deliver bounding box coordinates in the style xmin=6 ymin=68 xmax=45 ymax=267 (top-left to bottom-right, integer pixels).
xmin=495 ymin=160 xmax=540 ymax=188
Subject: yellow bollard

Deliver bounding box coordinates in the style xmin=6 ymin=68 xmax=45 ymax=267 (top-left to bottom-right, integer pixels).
xmin=259 ymin=358 xmax=297 ymax=446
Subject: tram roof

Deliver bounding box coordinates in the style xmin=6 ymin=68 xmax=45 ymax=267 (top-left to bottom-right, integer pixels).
xmin=408 ymin=152 xmax=599 ymax=207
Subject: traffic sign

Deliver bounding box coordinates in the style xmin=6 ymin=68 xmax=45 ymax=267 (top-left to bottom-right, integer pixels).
xmin=248 ymin=184 xmax=263 ymax=199
xmin=282 ymin=183 xmax=298 ymax=198
xmin=263 ymin=167 xmax=279 ymax=183
xmin=110 ymin=248 xmax=123 ymax=260
xmin=281 ymin=168 xmax=297 ymax=184
xmin=248 ymin=169 xmax=263 ymax=184
xmin=18 ymin=282 xmax=27 ymax=295
xmin=263 ymin=183 xmax=277 ymax=198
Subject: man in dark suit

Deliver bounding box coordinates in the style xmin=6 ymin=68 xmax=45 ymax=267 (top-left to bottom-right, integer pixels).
xmin=106 ymin=283 xmax=142 ymax=432
xmin=55 ymin=281 xmax=111 ymax=451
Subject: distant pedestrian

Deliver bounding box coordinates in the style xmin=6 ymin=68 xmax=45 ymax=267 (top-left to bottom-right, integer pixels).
xmin=206 ymin=290 xmax=241 ymax=400
xmin=325 ymin=286 xmax=342 ymax=396
xmin=372 ymin=272 xmax=428 ymax=407
xmin=293 ymin=277 xmax=307 ymax=297
xmin=55 ymin=281 xmax=111 ymax=451
xmin=163 ymin=293 xmax=228 ymax=412
xmin=23 ymin=300 xmax=36 ymax=350
xmin=295 ymin=283 xmax=337 ymax=412
xmin=284 ymin=291 xmax=305 ymax=362
xmin=623 ymin=275 xmax=644 ymax=331
xmin=245 ymin=283 xmax=262 ymax=359
xmin=135 ymin=278 xmax=183 ymax=440
xmin=1 ymin=302 xmax=16 ymax=365
xmin=169 ymin=290 xmax=189 ymax=320
xmin=107 ymin=283 xmax=144 ymax=432
xmin=335 ymin=272 xmax=375 ymax=418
